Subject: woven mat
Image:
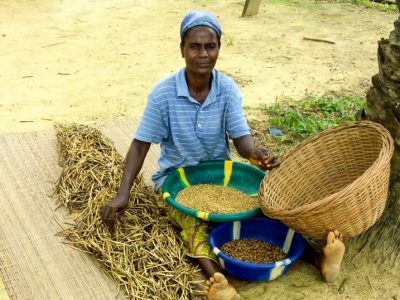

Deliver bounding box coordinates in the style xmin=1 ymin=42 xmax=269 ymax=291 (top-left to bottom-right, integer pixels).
xmin=0 ymin=117 xmax=159 ymax=299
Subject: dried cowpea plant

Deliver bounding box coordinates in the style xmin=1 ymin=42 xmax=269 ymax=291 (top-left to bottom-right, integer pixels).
xmin=53 ymin=123 xmax=203 ymax=299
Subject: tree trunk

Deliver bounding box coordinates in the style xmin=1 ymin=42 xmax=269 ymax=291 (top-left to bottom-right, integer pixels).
xmin=366 ymin=9 xmax=400 ymax=174
xmin=348 ymin=6 xmax=400 ymax=270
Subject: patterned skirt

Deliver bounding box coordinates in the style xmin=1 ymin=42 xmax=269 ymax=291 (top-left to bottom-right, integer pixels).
xmin=156 ymin=189 xmax=218 ymax=262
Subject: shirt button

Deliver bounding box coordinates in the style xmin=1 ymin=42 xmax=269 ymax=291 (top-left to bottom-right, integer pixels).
xmin=198 ymin=123 xmax=202 ymax=128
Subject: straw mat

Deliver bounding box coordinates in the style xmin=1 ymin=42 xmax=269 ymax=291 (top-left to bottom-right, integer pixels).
xmin=0 ymin=117 xmax=159 ymax=299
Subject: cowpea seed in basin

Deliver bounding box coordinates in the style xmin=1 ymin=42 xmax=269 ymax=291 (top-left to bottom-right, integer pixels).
xmin=221 ymin=238 xmax=287 ymax=264
xmin=175 ymin=184 xmax=258 ymax=214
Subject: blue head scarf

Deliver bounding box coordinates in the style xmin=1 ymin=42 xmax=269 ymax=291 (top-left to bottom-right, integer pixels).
xmin=180 ymin=10 xmax=221 ymax=42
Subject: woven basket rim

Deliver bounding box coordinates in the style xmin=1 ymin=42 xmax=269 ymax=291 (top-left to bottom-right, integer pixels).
xmin=261 ymin=121 xmax=394 ymax=217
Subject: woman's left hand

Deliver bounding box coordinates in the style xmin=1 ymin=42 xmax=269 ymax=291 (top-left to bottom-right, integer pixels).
xmin=248 ymin=147 xmax=280 ymax=171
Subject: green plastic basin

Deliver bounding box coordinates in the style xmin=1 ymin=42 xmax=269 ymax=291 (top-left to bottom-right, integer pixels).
xmin=161 ymin=160 xmax=265 ymax=222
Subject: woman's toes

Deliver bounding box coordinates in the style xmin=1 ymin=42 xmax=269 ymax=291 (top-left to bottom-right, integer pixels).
xmin=326 ymin=231 xmax=335 ymax=244
xmin=213 ymin=272 xmax=225 ymax=283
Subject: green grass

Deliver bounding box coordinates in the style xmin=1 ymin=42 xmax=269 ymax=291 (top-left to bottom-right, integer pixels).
xmin=263 ymin=94 xmax=366 ymax=138
xmin=263 ymin=0 xmax=398 ymax=11
xmin=241 ymin=94 xmax=367 ymax=157
xmin=326 ymin=0 xmax=398 ymax=11
xmin=262 ymin=0 xmax=315 ymax=7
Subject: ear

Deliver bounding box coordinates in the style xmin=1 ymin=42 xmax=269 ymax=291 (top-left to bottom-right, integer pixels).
xmin=180 ymin=42 xmax=184 ymax=58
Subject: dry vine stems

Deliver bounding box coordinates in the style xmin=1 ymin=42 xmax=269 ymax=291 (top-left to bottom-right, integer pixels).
xmin=53 ymin=123 xmax=202 ymax=299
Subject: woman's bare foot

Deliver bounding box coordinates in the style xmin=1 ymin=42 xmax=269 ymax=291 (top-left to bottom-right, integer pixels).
xmin=320 ymin=230 xmax=345 ymax=283
xmin=204 ymin=272 xmax=239 ymax=300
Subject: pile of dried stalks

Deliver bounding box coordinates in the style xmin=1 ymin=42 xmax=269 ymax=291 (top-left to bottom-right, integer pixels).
xmin=53 ymin=123 xmax=202 ymax=299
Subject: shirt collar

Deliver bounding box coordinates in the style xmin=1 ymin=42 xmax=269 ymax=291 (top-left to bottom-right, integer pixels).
xmin=176 ymin=68 xmax=190 ymax=98
xmin=176 ymin=68 xmax=220 ymax=105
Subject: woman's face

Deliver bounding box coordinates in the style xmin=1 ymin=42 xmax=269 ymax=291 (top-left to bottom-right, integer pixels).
xmin=181 ymin=26 xmax=220 ymax=75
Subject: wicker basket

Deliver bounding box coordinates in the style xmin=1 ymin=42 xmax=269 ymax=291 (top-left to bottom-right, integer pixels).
xmin=258 ymin=121 xmax=394 ymax=242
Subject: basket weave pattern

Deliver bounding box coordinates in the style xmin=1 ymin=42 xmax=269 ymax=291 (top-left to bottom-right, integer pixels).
xmin=259 ymin=121 xmax=394 ymax=242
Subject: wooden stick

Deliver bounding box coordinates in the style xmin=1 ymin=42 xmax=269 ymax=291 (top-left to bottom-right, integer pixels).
xmin=42 ymin=42 xmax=65 ymax=48
xmin=303 ymin=37 xmax=336 ymax=44
xmin=338 ymin=277 xmax=348 ymax=293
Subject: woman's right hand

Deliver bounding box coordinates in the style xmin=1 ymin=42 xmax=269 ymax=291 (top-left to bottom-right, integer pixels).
xmin=101 ymin=194 xmax=129 ymax=227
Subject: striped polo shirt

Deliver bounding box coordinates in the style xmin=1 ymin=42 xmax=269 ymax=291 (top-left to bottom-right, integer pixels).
xmin=135 ymin=68 xmax=250 ymax=189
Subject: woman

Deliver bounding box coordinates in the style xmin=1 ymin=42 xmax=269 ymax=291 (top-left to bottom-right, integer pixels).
xmin=101 ymin=11 xmax=344 ymax=300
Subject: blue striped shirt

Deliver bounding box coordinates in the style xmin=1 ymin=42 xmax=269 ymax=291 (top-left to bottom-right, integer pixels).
xmin=135 ymin=68 xmax=250 ymax=189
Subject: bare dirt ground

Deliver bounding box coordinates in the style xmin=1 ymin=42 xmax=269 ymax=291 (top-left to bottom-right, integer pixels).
xmin=0 ymin=0 xmax=396 ymax=134
xmin=1 ymin=1 xmax=399 ymax=299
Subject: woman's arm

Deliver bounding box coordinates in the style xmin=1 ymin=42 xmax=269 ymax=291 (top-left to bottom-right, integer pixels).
xmin=233 ymin=134 xmax=279 ymax=171
xmin=101 ymin=138 xmax=150 ymax=227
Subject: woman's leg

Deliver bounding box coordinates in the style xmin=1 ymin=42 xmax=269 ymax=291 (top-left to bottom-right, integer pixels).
xmin=302 ymin=231 xmax=345 ymax=282
xmin=198 ymin=257 xmax=222 ymax=278
xmin=301 ymin=238 xmax=321 ymax=268
xmin=320 ymin=231 xmax=345 ymax=282
xmin=204 ymin=271 xmax=240 ymax=300
xmin=157 ymin=191 xmax=238 ymax=299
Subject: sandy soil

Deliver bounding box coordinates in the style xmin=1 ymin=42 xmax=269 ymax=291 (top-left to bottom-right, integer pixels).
xmin=1 ymin=1 xmax=399 ymax=299
xmin=232 ymin=246 xmax=400 ymax=300
xmin=0 ymin=0 xmax=396 ymax=134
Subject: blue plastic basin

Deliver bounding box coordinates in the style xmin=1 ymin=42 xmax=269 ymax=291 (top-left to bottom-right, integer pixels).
xmin=209 ymin=217 xmax=305 ymax=282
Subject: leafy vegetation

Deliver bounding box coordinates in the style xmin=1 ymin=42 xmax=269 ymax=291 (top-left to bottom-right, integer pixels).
xmin=263 ymin=94 xmax=366 ymax=138
xmin=261 ymin=0 xmax=316 ymax=8
xmin=263 ymin=0 xmax=398 ymax=11
xmin=243 ymin=94 xmax=366 ymax=156
xmin=326 ymin=0 xmax=398 ymax=11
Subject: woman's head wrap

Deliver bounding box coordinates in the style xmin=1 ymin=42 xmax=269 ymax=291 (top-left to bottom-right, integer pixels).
xmin=180 ymin=10 xmax=221 ymax=42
